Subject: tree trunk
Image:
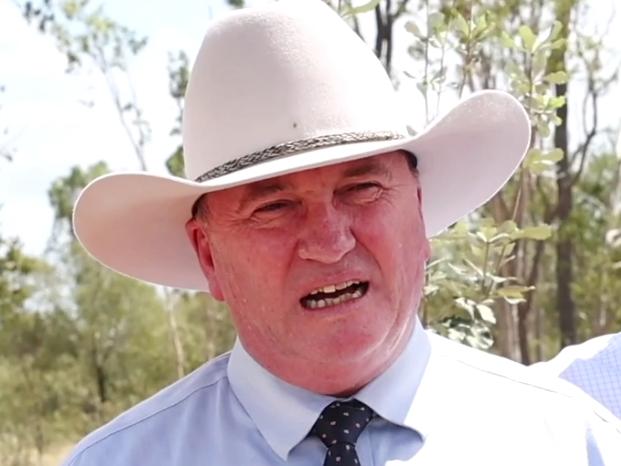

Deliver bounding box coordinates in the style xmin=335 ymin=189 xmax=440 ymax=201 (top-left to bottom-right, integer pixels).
xmin=494 ymin=302 xmax=519 ymax=360
xmin=489 ymin=195 xmax=519 ymax=360
xmin=551 ymin=0 xmax=577 ymax=349
xmin=95 ymin=362 xmax=107 ymax=403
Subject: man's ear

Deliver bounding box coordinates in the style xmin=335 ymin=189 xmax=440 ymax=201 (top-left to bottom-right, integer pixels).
xmin=185 ymin=218 xmax=225 ymax=301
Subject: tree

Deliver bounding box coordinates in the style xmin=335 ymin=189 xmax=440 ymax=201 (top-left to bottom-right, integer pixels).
xmin=358 ymin=0 xmax=618 ymax=361
xmin=0 ymin=237 xmax=70 ymax=464
xmin=20 ymin=0 xmax=237 ymax=383
xmin=22 ymin=0 xmax=150 ymax=170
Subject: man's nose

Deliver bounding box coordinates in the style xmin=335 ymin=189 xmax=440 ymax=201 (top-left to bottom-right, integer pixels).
xmin=297 ymin=203 xmax=355 ymax=263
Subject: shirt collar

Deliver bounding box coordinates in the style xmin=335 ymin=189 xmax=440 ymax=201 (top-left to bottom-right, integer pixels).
xmin=356 ymin=319 xmax=431 ymax=432
xmin=227 ymin=318 xmax=431 ymax=460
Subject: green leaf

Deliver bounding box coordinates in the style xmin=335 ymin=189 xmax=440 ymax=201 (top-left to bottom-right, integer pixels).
xmin=550 ymin=38 xmax=566 ymax=50
xmin=498 ymin=220 xmax=518 ymax=234
xmin=469 ymin=244 xmax=486 ymax=259
xmin=518 ymin=25 xmax=537 ymax=52
xmin=452 ymin=221 xmax=470 ymax=235
xmin=544 ymin=71 xmax=568 ymax=84
xmin=452 ymin=12 xmax=469 ymax=37
xmin=490 ymin=232 xmax=511 ymax=243
xmin=524 ymin=148 xmax=543 ymax=165
xmin=549 ymin=95 xmax=567 ymax=109
xmin=476 ymin=304 xmax=496 ymax=324
xmin=405 ymin=21 xmax=422 ymax=38
xmin=428 ymin=12 xmax=445 ymax=30
xmin=519 ymin=225 xmax=552 ymax=240
xmin=464 ymin=259 xmax=484 ymax=277
xmin=550 ymin=20 xmax=563 ymax=40
xmin=455 ymin=297 xmax=476 ymax=318
xmin=489 ymin=274 xmax=509 ymax=284
xmin=497 ymin=285 xmax=534 ymax=298
xmin=545 ymin=148 xmax=564 ymax=162
xmin=503 ymin=297 xmax=526 ymax=305
xmin=500 ymin=31 xmax=516 ymax=49
xmin=475 ymin=14 xmax=487 ymax=31
xmin=343 ymin=0 xmax=381 ymax=16
xmin=447 ymin=263 xmax=468 ymax=277
xmin=519 ymin=148 xmax=563 ymax=175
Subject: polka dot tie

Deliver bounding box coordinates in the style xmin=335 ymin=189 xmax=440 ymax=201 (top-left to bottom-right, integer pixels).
xmin=311 ymin=400 xmax=375 ymax=466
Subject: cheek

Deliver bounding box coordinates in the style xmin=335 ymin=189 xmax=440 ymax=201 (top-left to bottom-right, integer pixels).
xmin=353 ymin=201 xmax=423 ymax=261
xmin=353 ymin=203 xmax=428 ymax=289
xmin=210 ymin=230 xmax=296 ymax=303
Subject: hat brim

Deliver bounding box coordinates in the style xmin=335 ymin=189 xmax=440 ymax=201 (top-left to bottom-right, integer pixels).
xmin=73 ymin=90 xmax=530 ymax=291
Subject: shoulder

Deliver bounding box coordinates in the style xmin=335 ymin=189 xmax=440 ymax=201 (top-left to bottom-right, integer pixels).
xmin=427 ymin=331 xmax=619 ymax=422
xmin=428 ymin=331 xmax=538 ymax=382
xmin=535 ymin=332 xmax=621 ymax=375
xmin=62 ymin=352 xmax=233 ymax=466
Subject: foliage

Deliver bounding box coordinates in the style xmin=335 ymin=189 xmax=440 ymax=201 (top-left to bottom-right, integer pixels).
xmin=425 ymin=219 xmax=550 ymax=349
xmin=48 ymin=162 xmax=108 ymax=232
xmin=396 ymin=0 xmax=618 ymax=358
xmin=165 ymin=51 xmax=189 ymax=177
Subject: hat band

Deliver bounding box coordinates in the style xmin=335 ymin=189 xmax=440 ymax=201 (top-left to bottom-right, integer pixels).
xmin=194 ymin=131 xmax=405 ymax=182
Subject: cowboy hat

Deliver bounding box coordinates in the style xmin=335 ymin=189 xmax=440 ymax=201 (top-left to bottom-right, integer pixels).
xmin=73 ymin=0 xmax=530 ymax=291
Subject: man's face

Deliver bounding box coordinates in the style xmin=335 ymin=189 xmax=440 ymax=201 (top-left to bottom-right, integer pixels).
xmin=187 ymin=151 xmax=430 ymax=394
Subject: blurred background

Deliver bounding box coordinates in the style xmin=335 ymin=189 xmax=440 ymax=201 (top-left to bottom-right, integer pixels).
xmin=1 ymin=0 xmax=620 ymax=464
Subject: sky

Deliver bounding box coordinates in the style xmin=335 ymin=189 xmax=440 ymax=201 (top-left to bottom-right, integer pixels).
xmin=0 ymin=0 xmax=620 ymax=257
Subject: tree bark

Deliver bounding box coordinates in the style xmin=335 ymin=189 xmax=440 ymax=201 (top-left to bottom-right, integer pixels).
xmin=551 ymin=0 xmax=577 ymax=349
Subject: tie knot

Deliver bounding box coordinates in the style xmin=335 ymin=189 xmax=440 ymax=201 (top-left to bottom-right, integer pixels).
xmin=311 ymin=400 xmax=375 ymax=449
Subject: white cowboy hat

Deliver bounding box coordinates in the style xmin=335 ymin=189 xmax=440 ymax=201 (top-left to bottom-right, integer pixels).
xmin=73 ymin=0 xmax=530 ymax=291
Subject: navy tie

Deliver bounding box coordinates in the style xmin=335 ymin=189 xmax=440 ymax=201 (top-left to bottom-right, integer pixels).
xmin=311 ymin=400 xmax=375 ymax=466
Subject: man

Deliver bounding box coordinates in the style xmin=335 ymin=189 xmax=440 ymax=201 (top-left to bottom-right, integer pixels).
xmin=64 ymin=1 xmax=620 ymax=465
xmin=534 ymin=333 xmax=621 ymax=419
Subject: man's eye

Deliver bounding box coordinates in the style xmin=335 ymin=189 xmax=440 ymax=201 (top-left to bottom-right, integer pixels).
xmin=349 ymin=182 xmax=380 ymax=192
xmin=255 ymin=201 xmax=291 ymax=214
xmin=340 ymin=182 xmax=383 ymax=204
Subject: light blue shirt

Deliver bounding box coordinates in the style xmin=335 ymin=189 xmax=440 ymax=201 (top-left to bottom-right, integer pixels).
xmin=534 ymin=333 xmax=621 ymax=420
xmin=63 ymin=322 xmax=621 ymax=465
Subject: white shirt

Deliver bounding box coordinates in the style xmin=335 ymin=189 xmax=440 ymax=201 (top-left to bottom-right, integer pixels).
xmin=63 ymin=322 xmax=621 ymax=465
xmin=534 ymin=333 xmax=621 ymax=419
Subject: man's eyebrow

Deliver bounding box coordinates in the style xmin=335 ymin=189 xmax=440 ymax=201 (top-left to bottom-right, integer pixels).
xmin=342 ymin=160 xmax=393 ymax=180
xmin=236 ymin=181 xmax=289 ymax=212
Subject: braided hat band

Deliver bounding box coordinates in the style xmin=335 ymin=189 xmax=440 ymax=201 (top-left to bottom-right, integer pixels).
xmin=194 ymin=131 xmax=405 ymax=182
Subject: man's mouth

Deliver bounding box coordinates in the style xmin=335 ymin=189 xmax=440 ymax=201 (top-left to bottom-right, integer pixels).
xmin=300 ymin=280 xmax=369 ymax=309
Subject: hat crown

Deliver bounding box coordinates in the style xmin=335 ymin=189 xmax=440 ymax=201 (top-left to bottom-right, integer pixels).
xmin=182 ymin=0 xmax=403 ymax=181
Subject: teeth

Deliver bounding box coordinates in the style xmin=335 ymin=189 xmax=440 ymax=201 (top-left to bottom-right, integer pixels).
xmin=309 ymin=280 xmax=360 ymax=296
xmin=303 ymin=285 xmax=366 ymax=310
